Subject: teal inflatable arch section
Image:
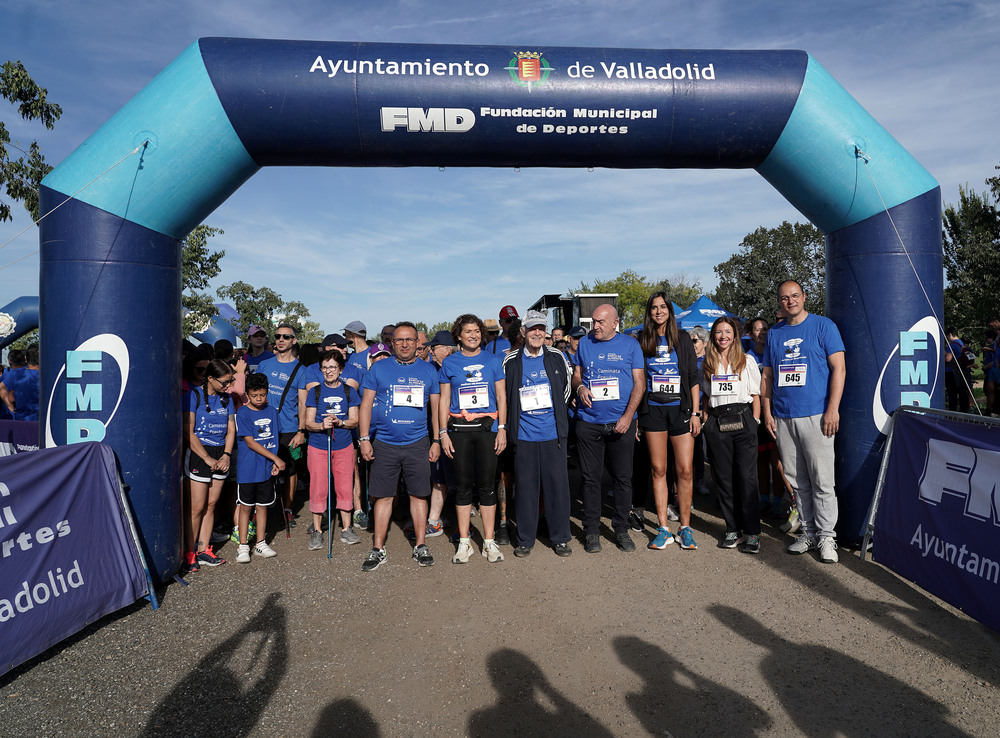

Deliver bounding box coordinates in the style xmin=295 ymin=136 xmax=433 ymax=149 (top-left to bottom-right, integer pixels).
xmin=38 ymin=40 xmax=942 ymax=578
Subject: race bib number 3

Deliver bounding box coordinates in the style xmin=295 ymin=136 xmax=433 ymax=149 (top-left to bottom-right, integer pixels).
xmin=458 ymin=385 xmax=489 ymax=410
xmin=520 ymin=383 xmax=553 ymax=411
xmin=711 ymin=374 xmax=738 ymax=396
xmin=777 ymin=365 xmax=807 ymax=388
xmin=652 ymin=375 xmax=680 ymax=395
xmin=392 ymin=384 xmax=425 ymax=408
xmin=590 ymin=378 xmax=620 ymax=401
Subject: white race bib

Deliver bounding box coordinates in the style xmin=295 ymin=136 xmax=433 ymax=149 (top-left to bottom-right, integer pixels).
xmin=392 ymin=384 xmax=425 ymax=408
xmin=711 ymin=374 xmax=738 ymax=396
xmin=777 ymin=364 xmax=807 ymax=388
xmin=458 ymin=384 xmax=489 ymax=410
xmin=520 ymin=383 xmax=553 ymax=411
xmin=652 ymin=374 xmax=680 ymax=395
xmin=590 ymin=377 xmax=620 ymax=401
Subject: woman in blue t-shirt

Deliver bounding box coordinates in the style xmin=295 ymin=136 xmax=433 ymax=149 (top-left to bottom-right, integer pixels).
xmin=439 ymin=314 xmax=508 ymax=564
xmin=183 ymin=358 xmax=236 ymax=571
xmin=638 ymin=292 xmax=701 ymax=550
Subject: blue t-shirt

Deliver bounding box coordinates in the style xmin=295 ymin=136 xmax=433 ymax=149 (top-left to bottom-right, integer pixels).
xmin=187 ymin=388 xmax=235 ymax=446
xmin=245 ymin=350 xmax=275 ymax=370
xmin=362 ymin=357 xmax=440 ymax=445
xmin=573 ymin=332 xmax=645 ymax=424
xmin=306 ymin=382 xmax=361 ymax=451
xmin=256 ymin=357 xmax=307 ymax=433
xmin=235 ymin=403 xmax=280 ymax=483
xmin=4 ymin=367 xmax=39 ymax=421
xmin=438 ymin=350 xmax=504 ymax=431
xmin=763 ymin=313 xmax=845 ymax=418
xmin=347 ymin=349 xmax=368 ymax=376
xmin=484 ymin=336 xmax=511 ymax=355
xmin=644 ymin=336 xmax=681 ymax=407
xmin=746 ymin=345 xmax=765 ymax=369
xmin=946 ymin=338 xmax=963 ymax=373
xmin=518 ymin=352 xmax=557 ymax=442
xmin=303 ymin=361 xmax=363 ymax=389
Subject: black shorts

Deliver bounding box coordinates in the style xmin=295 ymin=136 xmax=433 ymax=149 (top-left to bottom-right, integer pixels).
xmin=639 ymin=404 xmax=690 ymax=436
xmin=237 ymin=479 xmax=278 ymax=507
xmin=368 ymin=438 xmax=431 ymax=499
xmin=184 ymin=445 xmax=229 ymax=483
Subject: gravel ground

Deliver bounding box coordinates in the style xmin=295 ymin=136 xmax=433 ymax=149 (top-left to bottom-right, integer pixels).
xmin=2 ymin=488 xmax=998 ymax=737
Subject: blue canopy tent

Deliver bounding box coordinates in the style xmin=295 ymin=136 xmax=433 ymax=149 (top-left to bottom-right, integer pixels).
xmin=676 ymin=295 xmax=736 ymax=330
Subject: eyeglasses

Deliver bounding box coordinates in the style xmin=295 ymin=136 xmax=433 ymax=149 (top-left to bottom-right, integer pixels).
xmin=275 ymin=333 xmax=295 ymax=340
xmin=779 ymin=293 xmax=802 ymax=303
xmin=321 ymin=366 xmax=340 ymax=373
xmin=393 ymin=337 xmax=417 ymax=344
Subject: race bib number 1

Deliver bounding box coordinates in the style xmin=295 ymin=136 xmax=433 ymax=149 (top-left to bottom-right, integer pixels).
xmin=458 ymin=385 xmax=488 ymax=410
xmin=520 ymin=383 xmax=553 ymax=411
xmin=590 ymin=378 xmax=620 ymax=401
xmin=392 ymin=384 xmax=425 ymax=408
xmin=777 ymin=365 xmax=807 ymax=388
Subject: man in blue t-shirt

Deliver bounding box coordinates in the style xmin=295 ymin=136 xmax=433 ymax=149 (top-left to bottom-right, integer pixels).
xmin=0 ymin=346 xmax=40 ymax=421
xmin=761 ymin=280 xmax=846 ymax=564
xmin=358 ymin=322 xmax=441 ymax=572
xmin=484 ymin=305 xmax=518 ymax=354
xmin=571 ymin=304 xmax=646 ymax=553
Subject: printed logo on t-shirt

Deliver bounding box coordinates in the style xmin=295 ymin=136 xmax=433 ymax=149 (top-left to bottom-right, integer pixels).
xmin=463 ymin=364 xmax=485 ymax=382
xmin=782 ymin=338 xmax=804 ymax=360
xmin=254 ymin=417 xmax=275 ymax=440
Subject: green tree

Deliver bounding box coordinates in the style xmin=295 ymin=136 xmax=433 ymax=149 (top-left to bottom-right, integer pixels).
xmin=181 ymin=225 xmax=225 ymax=338
xmin=217 ymin=281 xmax=317 ymax=341
xmin=713 ymin=221 xmax=826 ymax=319
xmin=574 ymin=269 xmax=658 ymax=327
xmin=429 ymin=321 xmax=452 ymax=336
xmin=1 ymin=60 xmax=62 ymax=222
xmin=942 ymin=168 xmax=1000 ymax=335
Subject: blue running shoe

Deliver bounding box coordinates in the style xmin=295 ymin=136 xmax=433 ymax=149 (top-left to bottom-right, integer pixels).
xmin=677 ymin=526 xmax=698 ymax=550
xmin=648 ymin=526 xmax=674 ymax=549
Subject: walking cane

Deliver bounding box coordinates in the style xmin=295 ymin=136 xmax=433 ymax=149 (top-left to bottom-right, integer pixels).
xmin=327 ymin=425 xmax=334 ymax=560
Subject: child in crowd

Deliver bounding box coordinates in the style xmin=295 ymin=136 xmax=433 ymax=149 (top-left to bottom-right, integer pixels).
xmin=234 ymin=372 xmax=285 ymax=563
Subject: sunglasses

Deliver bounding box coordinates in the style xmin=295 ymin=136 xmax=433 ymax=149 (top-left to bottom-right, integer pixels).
xmin=275 ymin=333 xmax=295 ymax=341
xmin=215 ymin=377 xmax=234 ymax=388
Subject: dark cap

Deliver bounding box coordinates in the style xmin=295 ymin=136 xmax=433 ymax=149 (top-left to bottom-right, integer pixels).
xmin=425 ymin=330 xmax=457 ymax=347
xmin=322 ymin=333 xmax=349 ymax=348
xmin=568 ymin=325 xmax=587 ymax=338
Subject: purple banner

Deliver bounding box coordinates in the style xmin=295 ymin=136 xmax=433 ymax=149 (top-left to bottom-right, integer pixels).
xmin=874 ymin=409 xmax=1000 ymax=633
xmin=0 ymin=442 xmax=148 ymax=676
xmin=0 ymin=420 xmax=39 ymax=456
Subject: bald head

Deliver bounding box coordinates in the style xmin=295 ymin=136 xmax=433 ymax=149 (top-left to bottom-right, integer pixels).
xmin=591 ymin=304 xmax=619 ymax=341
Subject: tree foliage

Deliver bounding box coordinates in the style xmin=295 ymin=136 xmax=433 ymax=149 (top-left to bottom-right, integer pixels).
xmin=1 ymin=60 xmax=62 ymax=222
xmin=217 ymin=281 xmax=320 ymax=342
xmin=942 ymin=167 xmax=1000 ymax=335
xmin=713 ymin=221 xmax=826 ymax=319
xmin=574 ymin=270 xmax=703 ymax=328
xmin=181 ymin=225 xmax=225 ymax=338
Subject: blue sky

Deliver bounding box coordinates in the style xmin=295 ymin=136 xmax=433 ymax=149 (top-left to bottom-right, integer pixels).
xmin=1 ymin=0 xmax=997 ymax=336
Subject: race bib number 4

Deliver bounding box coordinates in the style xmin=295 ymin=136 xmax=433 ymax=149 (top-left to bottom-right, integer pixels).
xmin=652 ymin=375 xmax=680 ymax=395
xmin=458 ymin=385 xmax=489 ymax=410
xmin=520 ymin=383 xmax=553 ymax=411
xmin=392 ymin=384 xmax=425 ymax=408
xmin=590 ymin=378 xmax=620 ymax=401
xmin=777 ymin=365 xmax=807 ymax=388
xmin=711 ymin=374 xmax=738 ymax=396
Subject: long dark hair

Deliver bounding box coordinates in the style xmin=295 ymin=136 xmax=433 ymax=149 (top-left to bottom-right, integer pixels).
xmin=639 ymin=291 xmax=679 ymax=358
xmin=451 ymin=313 xmax=487 ymax=349
xmin=201 ymin=358 xmax=233 ymax=411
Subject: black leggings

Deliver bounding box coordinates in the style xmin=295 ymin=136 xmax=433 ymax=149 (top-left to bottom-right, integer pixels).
xmin=450 ymin=430 xmax=499 ymax=506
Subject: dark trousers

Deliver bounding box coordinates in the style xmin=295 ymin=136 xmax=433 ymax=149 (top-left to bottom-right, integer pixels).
xmin=703 ymin=409 xmax=760 ymax=535
xmin=450 ymin=430 xmax=499 ymax=506
xmin=577 ymin=418 xmax=637 ymax=536
xmin=513 ymin=439 xmax=572 ymax=546
xmin=946 ymin=370 xmax=972 ymax=413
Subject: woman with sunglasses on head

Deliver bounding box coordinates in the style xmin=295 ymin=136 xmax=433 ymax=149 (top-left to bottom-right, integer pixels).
xmin=183 ymin=358 xmax=236 ymax=572
xmin=639 ymin=292 xmax=701 ymax=550
xmin=700 ymin=316 xmax=762 ymax=553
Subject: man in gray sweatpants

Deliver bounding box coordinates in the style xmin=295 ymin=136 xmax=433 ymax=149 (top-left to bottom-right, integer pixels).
xmin=761 ymin=280 xmax=846 ymax=563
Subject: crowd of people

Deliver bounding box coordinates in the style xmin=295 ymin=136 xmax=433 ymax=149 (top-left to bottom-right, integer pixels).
xmin=177 ymin=280 xmax=871 ymax=573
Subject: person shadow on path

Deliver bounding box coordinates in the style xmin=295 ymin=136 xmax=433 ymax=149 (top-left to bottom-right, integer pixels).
xmin=614 ymin=635 xmax=772 ymax=737
xmin=311 ymin=698 xmax=380 ymax=737
xmin=468 ymin=648 xmax=614 ymax=737
xmin=708 ymin=605 xmax=972 ymax=738
xmin=140 ymin=593 xmax=289 ymax=738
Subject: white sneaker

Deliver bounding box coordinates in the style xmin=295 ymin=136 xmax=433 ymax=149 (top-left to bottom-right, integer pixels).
xmin=818 ymin=536 xmax=839 ymax=563
xmin=453 ymin=538 xmax=474 ymax=564
xmin=780 ymin=508 xmax=801 ymax=534
xmin=482 ymin=539 xmax=504 ymax=563
xmin=254 ymin=541 xmax=277 ymax=558
xmin=666 ymin=504 xmax=680 ymax=522
xmin=236 ymin=544 xmax=251 ymax=564
xmin=787 ymin=535 xmax=817 ymax=555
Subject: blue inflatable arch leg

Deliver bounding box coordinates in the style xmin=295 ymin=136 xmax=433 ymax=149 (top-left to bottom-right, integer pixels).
xmin=39 ymin=40 xmax=941 ymax=577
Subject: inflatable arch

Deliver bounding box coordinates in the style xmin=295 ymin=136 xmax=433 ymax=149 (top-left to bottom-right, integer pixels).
xmin=38 ymin=39 xmax=942 ymax=578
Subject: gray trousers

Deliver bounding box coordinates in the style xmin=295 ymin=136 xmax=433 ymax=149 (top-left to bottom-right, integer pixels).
xmin=775 ymin=415 xmax=838 ymax=539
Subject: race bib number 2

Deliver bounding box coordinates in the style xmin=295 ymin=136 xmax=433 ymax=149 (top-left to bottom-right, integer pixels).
xmin=777 ymin=365 xmax=807 ymax=388
xmin=590 ymin=378 xmax=620 ymax=401
xmin=392 ymin=384 xmax=425 ymax=408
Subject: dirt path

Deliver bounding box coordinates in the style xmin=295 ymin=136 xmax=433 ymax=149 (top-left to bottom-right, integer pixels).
xmin=2 ymin=497 xmax=998 ymax=737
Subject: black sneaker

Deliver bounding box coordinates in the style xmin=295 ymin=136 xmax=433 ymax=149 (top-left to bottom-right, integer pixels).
xmin=628 ymin=509 xmax=645 ymax=532
xmin=361 ymin=547 xmax=386 ymax=572
xmin=412 ymin=544 xmax=435 ymax=567
xmin=740 ymin=535 xmax=761 ymax=555
xmin=584 ymin=534 xmax=602 ymax=554
xmin=554 ymin=542 xmax=572 ymax=557
xmin=616 ymin=531 xmax=636 ymax=552
xmin=494 ymin=521 xmax=510 ymax=546
xmin=514 ymin=545 xmax=532 ymax=558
